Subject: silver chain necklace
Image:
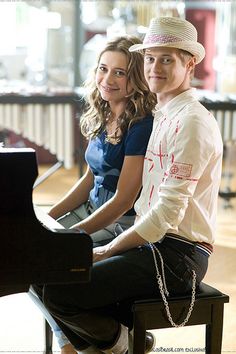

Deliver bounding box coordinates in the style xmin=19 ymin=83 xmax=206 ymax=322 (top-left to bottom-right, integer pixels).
xmin=149 ymin=242 xmax=196 ymax=328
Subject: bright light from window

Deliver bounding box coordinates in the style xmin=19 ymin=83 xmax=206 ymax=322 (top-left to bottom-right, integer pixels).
xmin=0 ymin=4 xmax=17 ymax=54
xmin=81 ymin=2 xmax=96 ymax=25
xmin=0 ymin=2 xmax=49 ymax=57
xmin=46 ymin=11 xmax=61 ymax=29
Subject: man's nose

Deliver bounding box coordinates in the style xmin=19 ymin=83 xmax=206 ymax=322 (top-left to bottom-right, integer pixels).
xmin=152 ymin=60 xmax=162 ymax=73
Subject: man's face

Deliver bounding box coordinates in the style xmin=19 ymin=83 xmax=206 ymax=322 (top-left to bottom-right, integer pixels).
xmin=144 ymin=47 xmax=194 ymax=105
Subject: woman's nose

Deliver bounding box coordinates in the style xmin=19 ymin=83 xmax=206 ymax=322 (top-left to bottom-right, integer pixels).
xmin=103 ymin=71 xmax=114 ymax=84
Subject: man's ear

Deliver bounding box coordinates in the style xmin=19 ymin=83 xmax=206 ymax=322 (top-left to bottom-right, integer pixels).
xmin=187 ymin=56 xmax=196 ymax=72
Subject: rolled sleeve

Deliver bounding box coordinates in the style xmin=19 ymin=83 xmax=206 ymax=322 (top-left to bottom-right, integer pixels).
xmin=134 ymin=189 xmax=189 ymax=242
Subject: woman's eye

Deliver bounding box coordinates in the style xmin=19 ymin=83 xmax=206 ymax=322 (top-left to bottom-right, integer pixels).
xmin=144 ymin=56 xmax=154 ymax=63
xmin=99 ymin=66 xmax=106 ymax=72
xmin=115 ymin=70 xmax=125 ymax=77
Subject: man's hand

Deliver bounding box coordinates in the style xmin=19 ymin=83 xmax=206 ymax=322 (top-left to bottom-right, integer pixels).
xmin=93 ymin=244 xmax=113 ymax=263
xmin=93 ymin=227 xmax=147 ymax=263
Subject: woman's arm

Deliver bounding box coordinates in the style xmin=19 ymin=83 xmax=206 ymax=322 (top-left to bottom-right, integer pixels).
xmin=48 ymin=166 xmax=94 ymax=220
xmin=72 ymin=155 xmax=144 ymax=234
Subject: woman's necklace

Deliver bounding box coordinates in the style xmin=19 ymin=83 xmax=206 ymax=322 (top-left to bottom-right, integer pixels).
xmin=105 ymin=113 xmax=120 ymax=144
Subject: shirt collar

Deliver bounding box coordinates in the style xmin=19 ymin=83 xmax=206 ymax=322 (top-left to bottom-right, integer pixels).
xmin=154 ymin=88 xmax=198 ymax=119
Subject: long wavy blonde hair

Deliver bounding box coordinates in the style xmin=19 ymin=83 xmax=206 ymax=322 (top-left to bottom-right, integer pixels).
xmin=80 ymin=35 xmax=156 ymax=140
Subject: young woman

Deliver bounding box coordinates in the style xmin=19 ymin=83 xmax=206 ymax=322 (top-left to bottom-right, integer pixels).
xmin=48 ymin=35 xmax=156 ymax=241
xmin=29 ymin=35 xmax=156 ymax=354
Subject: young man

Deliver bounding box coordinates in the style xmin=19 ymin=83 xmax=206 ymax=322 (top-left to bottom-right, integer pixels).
xmin=35 ymin=17 xmax=223 ymax=354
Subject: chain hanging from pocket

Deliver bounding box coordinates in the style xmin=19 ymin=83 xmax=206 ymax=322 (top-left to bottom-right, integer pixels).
xmin=149 ymin=242 xmax=196 ymax=328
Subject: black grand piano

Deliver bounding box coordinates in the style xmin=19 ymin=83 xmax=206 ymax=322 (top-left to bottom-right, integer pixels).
xmin=0 ymin=148 xmax=92 ymax=297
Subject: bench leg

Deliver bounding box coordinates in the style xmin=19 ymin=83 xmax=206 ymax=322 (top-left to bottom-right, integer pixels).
xmin=44 ymin=319 xmax=53 ymax=354
xmin=206 ymin=303 xmax=224 ymax=354
xmin=132 ymin=314 xmax=146 ymax=354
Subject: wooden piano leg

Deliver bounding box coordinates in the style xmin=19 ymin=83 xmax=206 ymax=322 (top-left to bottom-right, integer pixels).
xmin=44 ymin=319 xmax=53 ymax=354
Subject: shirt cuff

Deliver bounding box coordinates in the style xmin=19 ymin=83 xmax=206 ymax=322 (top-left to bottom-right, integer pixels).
xmin=133 ymin=212 xmax=165 ymax=243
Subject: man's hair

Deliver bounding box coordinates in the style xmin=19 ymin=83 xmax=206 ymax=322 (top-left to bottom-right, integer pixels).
xmin=178 ymin=49 xmax=194 ymax=63
xmin=80 ymin=36 xmax=156 ymax=140
xmin=178 ymin=49 xmax=195 ymax=78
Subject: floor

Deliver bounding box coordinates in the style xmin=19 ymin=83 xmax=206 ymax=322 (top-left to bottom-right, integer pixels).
xmin=0 ymin=164 xmax=235 ymax=353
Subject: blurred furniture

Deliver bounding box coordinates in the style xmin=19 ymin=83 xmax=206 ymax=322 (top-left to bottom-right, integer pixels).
xmin=1 ymin=87 xmax=235 ymax=187
xmin=186 ymin=8 xmax=216 ymax=91
xmin=201 ymin=97 xmax=236 ymax=143
xmin=200 ymin=95 xmax=236 ymax=207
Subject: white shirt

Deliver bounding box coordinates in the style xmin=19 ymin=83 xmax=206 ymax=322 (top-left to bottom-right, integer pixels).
xmin=134 ymin=89 xmax=223 ymax=244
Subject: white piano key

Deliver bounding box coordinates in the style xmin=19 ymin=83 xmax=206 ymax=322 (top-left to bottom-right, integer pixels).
xmin=24 ymin=104 xmax=35 ymax=141
xmin=63 ymin=103 xmax=74 ymax=169
xmin=213 ymin=110 xmax=225 ymax=142
xmin=43 ymin=105 xmax=50 ymax=150
xmin=56 ymin=104 xmax=64 ymax=162
xmin=34 ymin=104 xmax=44 ymax=146
xmin=0 ymin=104 xmax=4 ymax=127
xmin=232 ymin=111 xmax=236 ymax=141
xmin=4 ymin=104 xmax=12 ymax=130
xmin=48 ymin=104 xmax=57 ymax=155
xmin=224 ymin=110 xmax=232 ymax=142
xmin=12 ymin=104 xmax=22 ymax=134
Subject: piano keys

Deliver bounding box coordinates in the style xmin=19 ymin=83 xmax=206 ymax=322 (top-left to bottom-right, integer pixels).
xmin=0 ymin=148 xmax=92 ymax=298
xmin=34 ymin=205 xmax=64 ymax=231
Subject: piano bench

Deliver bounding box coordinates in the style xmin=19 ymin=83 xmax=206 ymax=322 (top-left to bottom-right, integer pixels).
xmin=44 ymin=283 xmax=229 ymax=354
xmin=131 ymin=283 xmax=229 ymax=354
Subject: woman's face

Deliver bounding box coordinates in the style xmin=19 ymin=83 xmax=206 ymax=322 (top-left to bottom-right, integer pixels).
xmin=96 ymin=50 xmax=131 ymax=104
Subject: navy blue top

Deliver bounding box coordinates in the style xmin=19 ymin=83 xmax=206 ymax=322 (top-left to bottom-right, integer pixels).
xmin=85 ymin=114 xmax=153 ymax=216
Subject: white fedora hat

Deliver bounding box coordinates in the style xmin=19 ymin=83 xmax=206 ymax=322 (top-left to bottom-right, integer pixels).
xmin=129 ymin=17 xmax=205 ymax=64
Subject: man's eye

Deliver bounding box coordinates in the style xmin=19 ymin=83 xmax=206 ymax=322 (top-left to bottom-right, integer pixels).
xmin=162 ymin=58 xmax=172 ymax=64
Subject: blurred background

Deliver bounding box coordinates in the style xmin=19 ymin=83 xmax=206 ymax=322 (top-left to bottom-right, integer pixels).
xmin=0 ymin=1 xmax=236 ymax=353
xmin=0 ymin=0 xmax=235 ymax=91
xmin=1 ymin=0 xmax=236 ymax=166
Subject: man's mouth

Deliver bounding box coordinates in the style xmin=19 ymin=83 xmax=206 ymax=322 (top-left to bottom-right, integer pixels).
xmin=149 ymin=75 xmax=166 ymax=80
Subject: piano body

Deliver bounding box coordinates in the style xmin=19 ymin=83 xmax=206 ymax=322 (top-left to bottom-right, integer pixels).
xmin=0 ymin=148 xmax=92 ymax=297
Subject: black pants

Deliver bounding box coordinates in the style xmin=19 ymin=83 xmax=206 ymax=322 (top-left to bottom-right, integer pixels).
xmin=32 ymin=237 xmax=209 ymax=351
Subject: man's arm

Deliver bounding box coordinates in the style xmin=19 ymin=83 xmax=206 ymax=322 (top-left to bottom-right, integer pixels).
xmin=93 ymin=224 xmax=147 ymax=262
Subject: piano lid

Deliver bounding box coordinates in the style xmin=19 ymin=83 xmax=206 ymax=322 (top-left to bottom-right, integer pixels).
xmin=0 ymin=148 xmax=92 ymax=297
xmin=0 ymin=147 xmax=38 ymax=214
